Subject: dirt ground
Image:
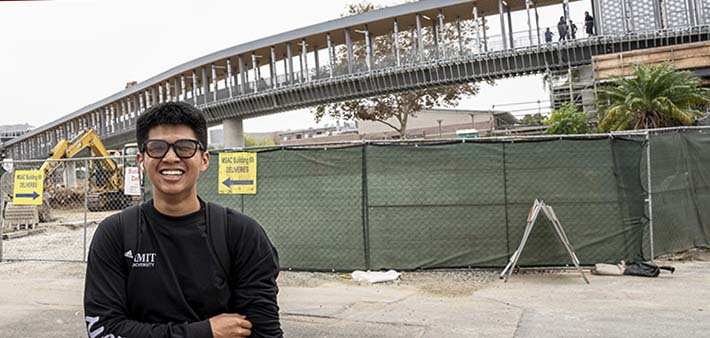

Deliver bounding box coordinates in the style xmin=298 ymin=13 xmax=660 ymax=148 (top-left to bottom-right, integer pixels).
xmin=0 ymin=250 xmax=709 ymax=337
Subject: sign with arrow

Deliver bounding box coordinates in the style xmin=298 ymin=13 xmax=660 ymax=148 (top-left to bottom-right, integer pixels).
xmin=218 ymin=152 xmax=257 ymax=195
xmin=13 ymin=169 xmax=44 ymax=205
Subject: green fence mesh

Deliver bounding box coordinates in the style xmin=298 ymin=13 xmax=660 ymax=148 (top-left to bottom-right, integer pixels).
xmin=190 ymin=136 xmax=649 ymax=270
xmin=650 ymin=129 xmax=710 ymax=255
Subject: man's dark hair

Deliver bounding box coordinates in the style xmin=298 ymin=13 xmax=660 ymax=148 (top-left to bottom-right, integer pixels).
xmin=136 ymin=102 xmax=208 ymax=151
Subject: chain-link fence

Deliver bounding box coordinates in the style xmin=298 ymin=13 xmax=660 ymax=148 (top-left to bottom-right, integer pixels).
xmin=0 ymin=156 xmax=141 ymax=262
xmin=1 ymin=127 xmax=709 ymax=268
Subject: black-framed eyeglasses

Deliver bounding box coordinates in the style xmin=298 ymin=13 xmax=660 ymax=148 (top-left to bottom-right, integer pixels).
xmin=141 ymin=139 xmax=204 ymax=159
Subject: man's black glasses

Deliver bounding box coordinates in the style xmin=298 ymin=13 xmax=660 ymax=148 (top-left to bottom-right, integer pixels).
xmin=142 ymin=139 xmax=204 ymax=159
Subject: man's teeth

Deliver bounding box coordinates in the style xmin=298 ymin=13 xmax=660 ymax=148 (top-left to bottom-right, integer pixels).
xmin=161 ymin=170 xmax=184 ymax=176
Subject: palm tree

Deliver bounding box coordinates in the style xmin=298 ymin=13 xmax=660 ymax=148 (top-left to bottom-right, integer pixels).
xmin=596 ymin=63 xmax=710 ymax=131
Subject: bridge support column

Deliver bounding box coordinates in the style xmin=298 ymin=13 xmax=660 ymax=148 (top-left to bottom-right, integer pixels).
xmin=365 ymin=26 xmax=372 ymax=71
xmin=535 ymin=2 xmax=541 ymax=44
xmin=223 ymin=117 xmax=245 ymax=149
xmin=64 ymin=161 xmax=77 ymax=189
xmin=301 ymin=40 xmax=309 ymax=82
xmin=437 ymin=10 xmax=445 ymax=58
xmin=473 ymin=3 xmax=482 ymax=52
xmin=327 ymin=33 xmax=335 ymax=77
xmin=526 ymin=0 xmax=533 ymax=46
xmin=394 ymin=19 xmax=401 ymax=65
xmin=227 ymin=58 xmax=234 ymax=97
xmin=270 ymin=48 xmax=277 ymax=88
xmin=416 ymin=14 xmax=424 ymax=61
xmin=239 ymin=55 xmax=248 ymax=94
xmin=506 ymin=4 xmax=514 ymax=48
xmin=498 ymin=0 xmax=507 ymax=50
xmin=211 ymin=64 xmax=218 ymax=101
xmin=345 ymin=29 xmax=354 ymax=73
xmin=202 ymin=66 xmax=210 ymax=104
xmin=286 ymin=43 xmax=294 ymax=84
xmin=252 ymin=53 xmax=259 ymax=92
xmin=432 ymin=20 xmax=439 ymax=59
xmin=314 ymin=45 xmax=320 ymax=78
xmin=151 ymin=87 xmax=157 ymax=107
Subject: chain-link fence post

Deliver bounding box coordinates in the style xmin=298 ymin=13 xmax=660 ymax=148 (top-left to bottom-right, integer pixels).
xmin=361 ymin=144 xmax=371 ymax=270
xmin=503 ymin=142 xmax=511 ymax=256
xmin=83 ymin=158 xmax=89 ymax=262
xmin=645 ymin=130 xmax=655 ymax=260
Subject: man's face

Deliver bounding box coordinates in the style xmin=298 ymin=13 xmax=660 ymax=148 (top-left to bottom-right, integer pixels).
xmin=136 ymin=124 xmax=209 ymax=200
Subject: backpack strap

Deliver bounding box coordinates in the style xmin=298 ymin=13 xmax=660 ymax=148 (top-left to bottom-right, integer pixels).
xmin=206 ymin=202 xmax=231 ymax=281
xmin=119 ymin=204 xmax=142 ymax=275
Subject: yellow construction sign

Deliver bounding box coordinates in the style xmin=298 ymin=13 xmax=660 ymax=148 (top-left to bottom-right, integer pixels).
xmin=218 ymin=152 xmax=257 ymax=194
xmin=13 ymin=170 xmax=45 ymax=205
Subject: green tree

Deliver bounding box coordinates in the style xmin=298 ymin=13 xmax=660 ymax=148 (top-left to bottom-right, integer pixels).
xmin=544 ymin=102 xmax=590 ymax=135
xmin=596 ymin=63 xmax=710 ymax=131
xmin=313 ymin=2 xmax=487 ymax=139
xmin=519 ymin=113 xmax=545 ymax=125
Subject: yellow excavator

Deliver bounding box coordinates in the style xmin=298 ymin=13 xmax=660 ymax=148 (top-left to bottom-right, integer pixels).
xmin=40 ymin=128 xmax=139 ymax=211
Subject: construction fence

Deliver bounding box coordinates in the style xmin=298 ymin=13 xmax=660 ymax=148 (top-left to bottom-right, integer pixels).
xmin=1 ymin=127 xmax=709 ymax=270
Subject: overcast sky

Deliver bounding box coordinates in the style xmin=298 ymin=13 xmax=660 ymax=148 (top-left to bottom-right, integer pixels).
xmin=0 ymin=0 xmax=591 ymax=133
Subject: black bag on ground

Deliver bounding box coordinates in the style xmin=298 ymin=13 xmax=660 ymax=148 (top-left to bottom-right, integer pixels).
xmin=623 ymin=261 xmax=675 ymax=277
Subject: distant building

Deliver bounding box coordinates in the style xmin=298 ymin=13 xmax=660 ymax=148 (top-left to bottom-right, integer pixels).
xmin=276 ymin=109 xmax=517 ymax=145
xmin=357 ymin=108 xmax=517 ymax=139
xmin=278 ymin=122 xmax=359 ymax=145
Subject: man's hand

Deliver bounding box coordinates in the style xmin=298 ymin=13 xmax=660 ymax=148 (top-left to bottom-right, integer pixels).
xmin=209 ymin=313 xmax=253 ymax=338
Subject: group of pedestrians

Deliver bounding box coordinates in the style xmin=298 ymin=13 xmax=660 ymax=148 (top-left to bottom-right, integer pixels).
xmin=544 ymin=11 xmax=595 ymax=43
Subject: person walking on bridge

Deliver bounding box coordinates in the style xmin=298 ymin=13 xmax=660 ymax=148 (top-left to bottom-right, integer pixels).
xmin=569 ymin=21 xmax=578 ymax=39
xmin=545 ymin=28 xmax=554 ymax=43
xmin=585 ymin=11 xmax=595 ymax=36
xmin=84 ymin=102 xmax=283 ymax=338
xmin=557 ymin=17 xmax=568 ymax=41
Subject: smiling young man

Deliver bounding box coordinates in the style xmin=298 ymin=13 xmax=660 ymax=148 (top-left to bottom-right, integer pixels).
xmin=84 ymin=102 xmax=282 ymax=338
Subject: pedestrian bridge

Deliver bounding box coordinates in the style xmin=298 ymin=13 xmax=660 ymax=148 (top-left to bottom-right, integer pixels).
xmin=4 ymin=0 xmax=710 ymax=160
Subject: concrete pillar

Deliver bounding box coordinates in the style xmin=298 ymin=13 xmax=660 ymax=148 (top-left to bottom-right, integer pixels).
xmin=202 ymin=66 xmax=210 ymax=104
xmin=526 ymin=0 xmax=533 ymax=45
xmin=192 ymin=70 xmax=198 ymax=101
xmin=314 ymin=45 xmax=320 ymax=78
xmin=226 ymin=58 xmax=234 ymax=97
xmin=327 ymin=33 xmax=335 ymax=77
xmin=252 ymin=53 xmax=259 ymax=91
xmin=506 ymin=5 xmax=514 ymax=48
xmin=301 ymin=40 xmax=309 ymax=82
xmin=286 ymin=43 xmax=294 ymax=84
xmin=223 ymin=117 xmax=245 ymax=148
xmin=64 ymin=158 xmax=77 ymax=188
xmin=416 ymin=14 xmax=424 ymax=61
xmin=365 ymin=26 xmax=372 ymax=71
xmin=498 ymin=0 xmax=508 ymax=50
xmin=212 ymin=64 xmax=218 ymax=101
xmin=473 ymin=3 xmax=482 ymax=52
xmin=437 ymin=11 xmax=445 ymax=58
xmin=394 ymin=19 xmax=401 ymax=65
xmin=345 ymin=29 xmax=354 ymax=73
xmin=535 ymin=2 xmax=541 ymax=44
xmin=270 ymin=48 xmax=277 ymax=88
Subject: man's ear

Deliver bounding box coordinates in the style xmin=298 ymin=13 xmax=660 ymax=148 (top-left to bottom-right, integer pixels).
xmin=136 ymin=152 xmax=144 ymax=171
xmin=200 ymin=151 xmax=210 ymax=172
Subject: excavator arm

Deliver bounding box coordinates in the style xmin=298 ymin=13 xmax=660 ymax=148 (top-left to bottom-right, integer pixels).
xmin=40 ymin=129 xmax=118 ymax=177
